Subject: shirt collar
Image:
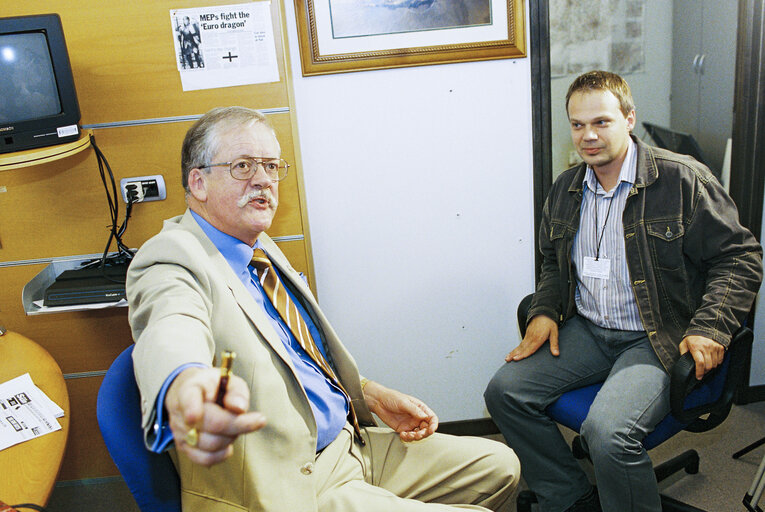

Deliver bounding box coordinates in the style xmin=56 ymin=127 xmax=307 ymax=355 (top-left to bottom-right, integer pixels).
xmin=582 ymin=138 xmax=637 ymax=194
xmin=189 ymin=209 xmax=262 ymax=279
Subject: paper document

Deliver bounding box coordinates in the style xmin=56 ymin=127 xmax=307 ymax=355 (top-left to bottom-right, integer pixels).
xmin=0 ymin=373 xmax=63 ymax=451
xmin=31 ymin=298 xmax=128 ymax=313
xmin=170 ymin=2 xmax=280 ymax=91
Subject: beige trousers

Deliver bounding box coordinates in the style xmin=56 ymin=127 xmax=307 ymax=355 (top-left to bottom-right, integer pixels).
xmin=314 ymin=425 xmax=520 ymax=511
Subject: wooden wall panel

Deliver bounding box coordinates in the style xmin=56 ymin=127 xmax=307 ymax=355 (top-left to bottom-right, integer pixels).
xmin=3 ymin=1 xmax=289 ymax=123
xmin=0 ymin=248 xmax=309 ymax=374
xmin=0 ymin=265 xmax=133 ymax=374
xmin=58 ymin=376 xmax=120 ymax=480
xmin=0 ymin=150 xmax=103 ymax=262
xmin=0 ymin=113 xmax=302 ymax=263
xmin=1 ymin=0 xmax=313 ymax=483
xmin=276 ymin=239 xmax=309 ymax=275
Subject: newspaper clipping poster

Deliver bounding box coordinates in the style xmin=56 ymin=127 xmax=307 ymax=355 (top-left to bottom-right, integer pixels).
xmin=170 ymin=2 xmax=280 ymax=91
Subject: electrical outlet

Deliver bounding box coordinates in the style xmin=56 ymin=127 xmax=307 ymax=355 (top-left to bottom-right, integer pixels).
xmin=120 ymin=175 xmax=166 ymax=203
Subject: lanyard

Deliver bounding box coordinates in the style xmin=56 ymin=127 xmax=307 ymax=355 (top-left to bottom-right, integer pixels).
xmin=593 ymin=188 xmax=615 ymax=261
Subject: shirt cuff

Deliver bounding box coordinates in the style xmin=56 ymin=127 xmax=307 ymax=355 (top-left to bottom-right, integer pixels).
xmin=147 ymin=362 xmax=208 ymax=453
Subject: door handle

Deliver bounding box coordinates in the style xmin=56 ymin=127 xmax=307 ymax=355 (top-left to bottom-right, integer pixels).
xmin=697 ymin=54 xmax=706 ymax=74
xmin=692 ymin=54 xmax=700 ymax=73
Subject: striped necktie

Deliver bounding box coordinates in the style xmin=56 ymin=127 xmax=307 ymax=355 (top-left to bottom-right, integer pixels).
xmin=251 ymin=248 xmax=361 ymax=438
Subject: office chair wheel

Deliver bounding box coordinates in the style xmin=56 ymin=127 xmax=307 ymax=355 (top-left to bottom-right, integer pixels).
xmin=516 ymin=489 xmax=538 ymax=512
xmin=684 ymin=451 xmax=700 ymax=475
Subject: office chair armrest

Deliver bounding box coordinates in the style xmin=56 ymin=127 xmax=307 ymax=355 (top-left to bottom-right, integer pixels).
xmin=669 ymin=326 xmax=753 ymax=430
xmin=516 ymin=294 xmax=753 ymax=433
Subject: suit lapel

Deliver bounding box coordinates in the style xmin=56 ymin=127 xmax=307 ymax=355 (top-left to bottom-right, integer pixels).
xmin=257 ymin=235 xmax=345 ymax=369
xmin=258 ymin=235 xmax=322 ymax=319
xmin=178 ymin=212 xmax=295 ymax=368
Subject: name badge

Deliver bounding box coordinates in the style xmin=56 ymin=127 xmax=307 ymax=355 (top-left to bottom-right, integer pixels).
xmin=583 ymin=256 xmax=610 ymax=280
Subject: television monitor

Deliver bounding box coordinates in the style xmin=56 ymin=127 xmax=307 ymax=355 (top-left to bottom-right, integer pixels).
xmin=642 ymin=122 xmax=714 ymax=175
xmin=0 ymin=14 xmax=81 ymax=154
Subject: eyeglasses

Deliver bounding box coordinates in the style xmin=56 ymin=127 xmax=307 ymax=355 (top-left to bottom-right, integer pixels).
xmin=199 ymin=157 xmax=290 ymax=182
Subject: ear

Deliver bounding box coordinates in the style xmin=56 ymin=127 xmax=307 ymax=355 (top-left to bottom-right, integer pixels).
xmin=626 ymin=109 xmax=636 ymax=132
xmin=187 ymin=168 xmax=208 ymax=202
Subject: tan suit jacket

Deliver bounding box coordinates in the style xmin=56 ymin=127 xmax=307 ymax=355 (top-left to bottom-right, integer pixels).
xmin=127 ymin=210 xmax=375 ymax=511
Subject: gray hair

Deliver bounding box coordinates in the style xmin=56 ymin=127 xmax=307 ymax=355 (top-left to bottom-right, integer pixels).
xmin=181 ymin=106 xmax=276 ymax=192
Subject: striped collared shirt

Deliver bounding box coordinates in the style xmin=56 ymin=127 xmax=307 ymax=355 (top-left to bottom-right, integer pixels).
xmin=572 ymin=140 xmax=644 ymax=331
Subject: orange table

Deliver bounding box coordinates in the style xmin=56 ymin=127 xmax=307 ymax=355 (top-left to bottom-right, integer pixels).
xmin=0 ymin=330 xmax=70 ymax=507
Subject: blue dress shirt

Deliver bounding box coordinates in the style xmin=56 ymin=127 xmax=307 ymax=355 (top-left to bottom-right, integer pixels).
xmin=149 ymin=211 xmax=349 ymax=452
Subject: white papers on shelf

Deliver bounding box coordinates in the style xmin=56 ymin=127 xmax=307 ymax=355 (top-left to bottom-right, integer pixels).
xmin=0 ymin=373 xmax=64 ymax=451
xmin=31 ymin=298 xmax=128 ymax=314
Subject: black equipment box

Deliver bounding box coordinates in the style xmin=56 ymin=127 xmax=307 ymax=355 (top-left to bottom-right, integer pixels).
xmin=43 ymin=264 xmax=128 ymax=307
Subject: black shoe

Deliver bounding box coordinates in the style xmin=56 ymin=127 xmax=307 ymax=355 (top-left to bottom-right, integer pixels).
xmin=564 ymin=486 xmax=601 ymax=512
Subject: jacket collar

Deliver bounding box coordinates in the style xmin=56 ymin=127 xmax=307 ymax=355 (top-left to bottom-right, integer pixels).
xmin=566 ymin=134 xmax=658 ymax=194
xmin=176 ymin=210 xmax=295 ymax=366
xmin=632 ymin=135 xmax=659 ymax=188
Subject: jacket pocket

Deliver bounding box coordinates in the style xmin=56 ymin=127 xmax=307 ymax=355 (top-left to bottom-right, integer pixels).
xmin=646 ymin=219 xmax=685 ymax=270
xmin=182 ymin=490 xmax=249 ymax=511
xmin=549 ymin=221 xmax=568 ymax=242
xmin=549 ymin=222 xmax=571 ymax=260
xmin=646 ymin=219 xmax=691 ymax=328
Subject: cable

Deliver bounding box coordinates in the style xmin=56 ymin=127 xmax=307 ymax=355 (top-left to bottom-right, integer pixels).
xmin=84 ymin=134 xmax=135 ymax=282
xmin=11 ymin=504 xmax=49 ymax=512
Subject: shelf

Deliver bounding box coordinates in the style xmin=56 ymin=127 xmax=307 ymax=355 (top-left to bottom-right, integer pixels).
xmin=22 ymin=255 xmax=127 ymax=316
xmin=0 ymin=130 xmax=93 ymax=171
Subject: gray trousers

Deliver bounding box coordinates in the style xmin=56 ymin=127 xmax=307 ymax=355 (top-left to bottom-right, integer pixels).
xmin=484 ymin=315 xmax=670 ymax=512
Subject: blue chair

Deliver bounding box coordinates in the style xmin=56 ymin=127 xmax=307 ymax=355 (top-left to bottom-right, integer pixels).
xmin=514 ymin=294 xmax=754 ymax=512
xmin=97 ymin=345 xmax=182 ymax=512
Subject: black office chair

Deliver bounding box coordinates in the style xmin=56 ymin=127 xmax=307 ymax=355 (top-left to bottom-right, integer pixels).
xmin=513 ymin=294 xmax=753 ymax=512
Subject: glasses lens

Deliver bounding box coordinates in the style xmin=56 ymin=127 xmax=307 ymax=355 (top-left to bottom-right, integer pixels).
xmin=273 ymin=159 xmax=288 ymax=181
xmin=230 ymin=158 xmax=254 ymax=179
xmin=230 ymin=158 xmax=289 ymax=181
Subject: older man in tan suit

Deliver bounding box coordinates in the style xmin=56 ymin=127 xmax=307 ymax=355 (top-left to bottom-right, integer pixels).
xmin=127 ymin=106 xmax=519 ymax=511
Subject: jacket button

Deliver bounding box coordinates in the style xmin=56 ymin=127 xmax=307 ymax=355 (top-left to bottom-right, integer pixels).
xmin=300 ymin=462 xmax=314 ymax=475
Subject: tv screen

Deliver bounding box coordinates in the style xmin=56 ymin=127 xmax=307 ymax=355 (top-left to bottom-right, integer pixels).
xmin=0 ymin=14 xmax=81 ymax=154
xmin=0 ymin=32 xmax=63 ymax=123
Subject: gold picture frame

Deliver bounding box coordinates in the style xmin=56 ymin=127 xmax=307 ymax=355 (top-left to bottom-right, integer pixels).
xmin=294 ymin=0 xmax=526 ymax=76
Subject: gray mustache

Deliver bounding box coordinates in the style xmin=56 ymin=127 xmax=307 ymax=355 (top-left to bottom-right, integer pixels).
xmin=237 ymin=190 xmax=278 ymax=209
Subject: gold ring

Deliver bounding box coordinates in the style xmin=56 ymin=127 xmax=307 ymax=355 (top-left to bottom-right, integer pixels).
xmin=185 ymin=427 xmax=199 ymax=447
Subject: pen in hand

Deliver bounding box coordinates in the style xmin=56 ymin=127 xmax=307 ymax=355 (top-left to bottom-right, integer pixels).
xmin=215 ymin=350 xmax=236 ymax=407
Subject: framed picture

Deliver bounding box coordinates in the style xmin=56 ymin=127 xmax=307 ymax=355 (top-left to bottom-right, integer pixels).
xmin=293 ymin=0 xmax=526 ymax=75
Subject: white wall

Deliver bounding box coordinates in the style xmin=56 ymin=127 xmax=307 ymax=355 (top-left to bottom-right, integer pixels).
xmin=283 ymin=6 xmax=536 ymax=421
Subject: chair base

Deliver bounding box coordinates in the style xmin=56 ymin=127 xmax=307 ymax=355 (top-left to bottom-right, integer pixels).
xmin=655 ymin=449 xmax=699 ymax=482
xmin=514 ymin=449 xmax=705 ymax=512
xmin=733 ymin=436 xmax=765 ymax=459
xmin=517 ymin=490 xmax=706 ymax=512
xmin=516 ymin=489 xmax=537 ymax=512
xmin=660 ymin=494 xmax=705 ymax=512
